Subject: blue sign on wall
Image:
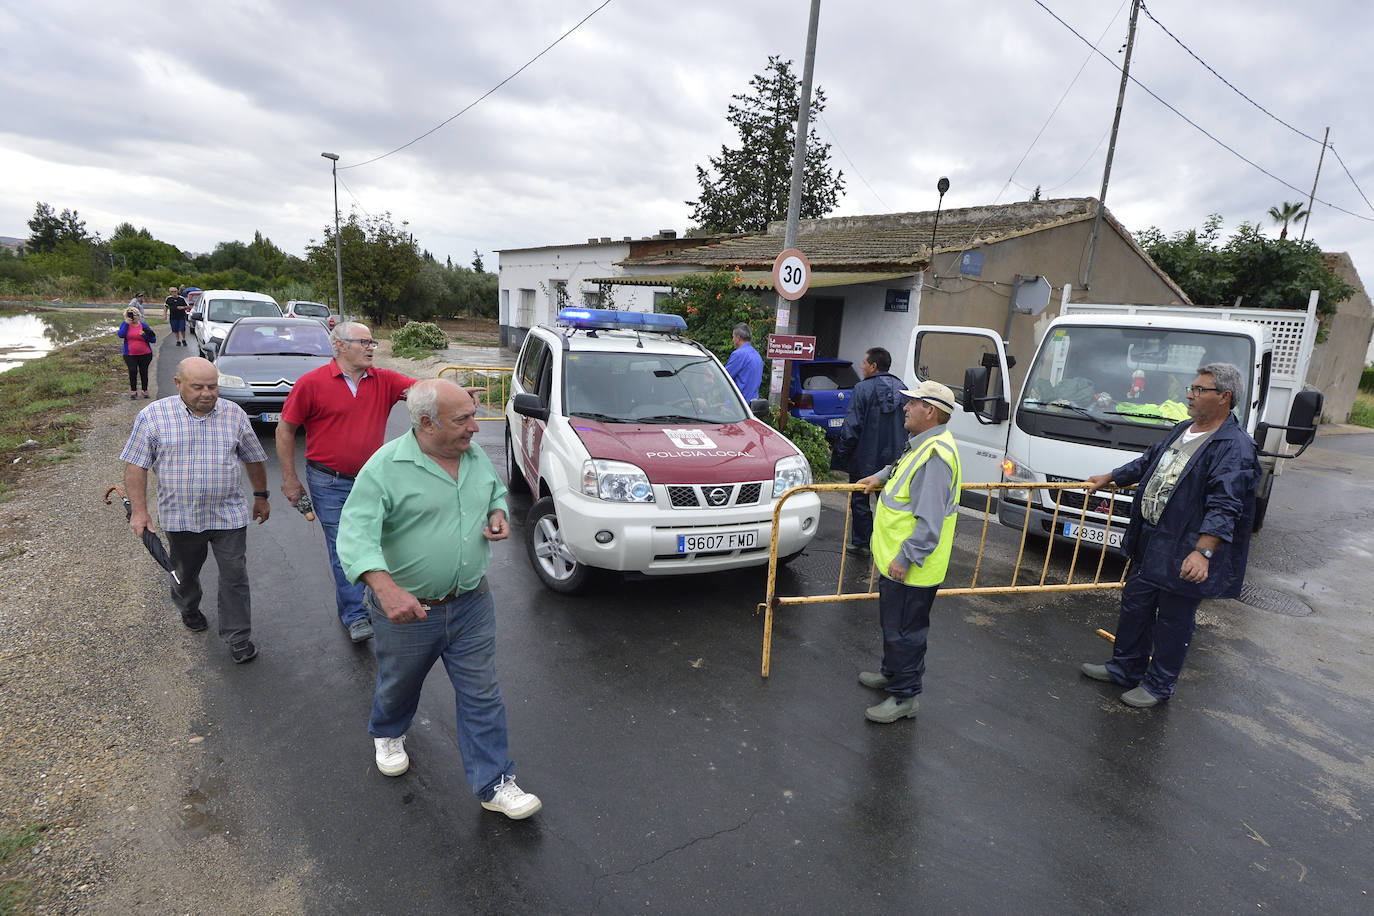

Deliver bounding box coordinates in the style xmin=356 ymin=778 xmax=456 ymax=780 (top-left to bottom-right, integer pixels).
xmin=960 ymin=251 xmax=984 ymax=276
xmin=884 ymin=289 xmax=911 ymax=313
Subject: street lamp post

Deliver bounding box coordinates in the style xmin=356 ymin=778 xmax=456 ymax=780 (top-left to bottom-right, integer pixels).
xmin=320 ymin=152 xmax=344 ymax=317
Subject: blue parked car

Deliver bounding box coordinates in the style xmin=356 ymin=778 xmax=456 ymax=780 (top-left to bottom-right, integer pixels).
xmin=789 ymin=359 xmax=860 ymax=441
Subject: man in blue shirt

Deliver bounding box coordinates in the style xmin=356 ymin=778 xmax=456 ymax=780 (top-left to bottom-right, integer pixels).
xmin=725 ymin=323 xmax=763 ymax=400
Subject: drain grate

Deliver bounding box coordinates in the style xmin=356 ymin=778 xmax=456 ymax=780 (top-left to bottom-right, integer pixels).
xmin=1238 ymin=583 xmax=1313 ymax=617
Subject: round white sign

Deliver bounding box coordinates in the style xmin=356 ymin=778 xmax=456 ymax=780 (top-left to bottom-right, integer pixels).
xmin=772 ymin=248 xmax=811 ymax=301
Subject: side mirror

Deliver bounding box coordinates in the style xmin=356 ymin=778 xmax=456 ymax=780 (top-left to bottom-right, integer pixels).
xmin=961 ymin=366 xmax=1009 ymax=424
xmin=962 ymin=366 xmax=989 ymax=412
xmin=749 ymin=397 xmax=771 ymax=420
xmin=512 ymin=392 xmax=550 ymax=422
xmin=204 ymin=338 xmax=220 ymax=361
xmin=1285 ymin=389 xmax=1322 ymax=445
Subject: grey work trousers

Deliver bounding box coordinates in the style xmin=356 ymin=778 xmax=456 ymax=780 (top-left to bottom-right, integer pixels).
xmin=166 ymin=527 xmax=252 ymax=645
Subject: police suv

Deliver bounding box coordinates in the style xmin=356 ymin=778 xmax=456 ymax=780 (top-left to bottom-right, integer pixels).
xmin=505 ymin=308 xmax=820 ymax=593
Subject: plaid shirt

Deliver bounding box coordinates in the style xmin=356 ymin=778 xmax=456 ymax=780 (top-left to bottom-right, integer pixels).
xmin=120 ymin=397 xmax=269 ymax=532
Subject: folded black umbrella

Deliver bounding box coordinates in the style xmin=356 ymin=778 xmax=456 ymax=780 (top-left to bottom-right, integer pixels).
xmin=105 ymin=486 xmax=181 ymax=585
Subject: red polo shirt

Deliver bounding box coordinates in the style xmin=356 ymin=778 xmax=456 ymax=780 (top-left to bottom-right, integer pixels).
xmin=281 ymin=360 xmax=416 ymax=476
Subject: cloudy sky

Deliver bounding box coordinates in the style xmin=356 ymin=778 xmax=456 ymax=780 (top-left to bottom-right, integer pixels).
xmin=4 ymin=0 xmax=1372 ymax=276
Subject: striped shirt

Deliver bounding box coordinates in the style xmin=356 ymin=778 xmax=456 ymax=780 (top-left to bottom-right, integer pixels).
xmin=120 ymin=397 xmax=269 ymax=532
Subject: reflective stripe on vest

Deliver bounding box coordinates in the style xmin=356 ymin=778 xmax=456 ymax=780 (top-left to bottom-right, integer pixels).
xmin=871 ymin=429 xmax=961 ymax=587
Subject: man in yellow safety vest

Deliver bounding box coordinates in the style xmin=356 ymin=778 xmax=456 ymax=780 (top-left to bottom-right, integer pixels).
xmin=855 ymin=380 xmax=962 ymax=723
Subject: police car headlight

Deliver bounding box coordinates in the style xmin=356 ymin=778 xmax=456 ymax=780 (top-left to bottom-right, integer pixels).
xmin=217 ymin=372 xmax=247 ymax=389
xmin=772 ymin=454 xmax=811 ymax=498
xmin=581 ymin=459 xmax=654 ymax=503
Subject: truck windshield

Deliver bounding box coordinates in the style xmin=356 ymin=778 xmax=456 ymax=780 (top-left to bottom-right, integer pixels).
xmin=564 ymin=351 xmax=748 ymax=425
xmin=1020 ymin=326 xmax=1253 ymax=428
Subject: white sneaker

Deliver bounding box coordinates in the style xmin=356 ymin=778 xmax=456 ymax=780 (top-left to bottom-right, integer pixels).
xmin=374 ymin=736 xmax=409 ymax=776
xmin=481 ymin=775 xmax=541 ymax=819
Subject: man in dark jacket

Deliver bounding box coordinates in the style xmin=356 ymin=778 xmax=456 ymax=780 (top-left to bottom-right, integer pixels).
xmin=1081 ymin=362 xmax=1260 ymax=708
xmin=833 ymin=347 xmax=908 ymax=552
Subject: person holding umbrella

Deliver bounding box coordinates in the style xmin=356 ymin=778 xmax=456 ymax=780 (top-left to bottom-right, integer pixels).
xmin=119 ymin=357 xmax=271 ymax=663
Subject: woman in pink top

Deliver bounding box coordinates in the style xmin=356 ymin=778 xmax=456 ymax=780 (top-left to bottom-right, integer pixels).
xmin=117 ymin=307 xmax=157 ymax=399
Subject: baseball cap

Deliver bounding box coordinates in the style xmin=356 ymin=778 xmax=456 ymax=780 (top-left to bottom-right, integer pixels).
xmin=901 ymin=379 xmax=957 ymax=413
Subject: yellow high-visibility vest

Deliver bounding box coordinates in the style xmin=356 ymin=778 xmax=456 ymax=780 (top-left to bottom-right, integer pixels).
xmin=871 ymin=429 xmax=961 ymax=586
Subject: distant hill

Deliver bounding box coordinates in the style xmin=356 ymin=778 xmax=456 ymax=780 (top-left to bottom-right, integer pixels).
xmin=0 ymin=236 xmax=23 ymax=251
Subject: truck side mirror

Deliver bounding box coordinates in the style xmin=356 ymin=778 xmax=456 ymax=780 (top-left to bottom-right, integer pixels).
xmin=1285 ymin=389 xmax=1322 ymax=445
xmin=512 ymin=392 xmax=550 ymax=422
xmin=962 ymin=366 xmax=1009 ymax=424
xmin=962 ymin=366 xmax=989 ymax=412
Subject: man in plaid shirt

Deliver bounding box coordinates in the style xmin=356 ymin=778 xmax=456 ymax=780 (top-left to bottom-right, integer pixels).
xmin=121 ymin=357 xmax=271 ymax=663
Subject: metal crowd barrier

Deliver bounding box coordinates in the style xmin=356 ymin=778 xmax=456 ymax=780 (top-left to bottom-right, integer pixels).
xmin=758 ymin=481 xmax=1135 ymax=677
xmin=437 ymin=365 xmax=514 ymax=420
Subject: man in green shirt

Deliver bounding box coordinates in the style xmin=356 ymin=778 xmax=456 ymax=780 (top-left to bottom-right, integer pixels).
xmin=338 ymin=378 xmax=541 ymax=819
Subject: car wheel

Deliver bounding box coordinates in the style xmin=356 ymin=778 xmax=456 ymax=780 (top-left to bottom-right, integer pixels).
xmin=1251 ymin=493 xmax=1270 ymax=533
xmin=525 ymin=497 xmax=588 ymax=594
xmin=504 ymin=429 xmax=529 ymax=495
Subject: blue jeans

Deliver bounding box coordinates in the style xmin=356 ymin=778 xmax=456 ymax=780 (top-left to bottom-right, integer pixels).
xmin=366 ymin=583 xmax=514 ymax=801
xmin=307 ymin=465 xmax=367 ymax=627
xmin=1104 ymin=568 xmax=1200 ymax=702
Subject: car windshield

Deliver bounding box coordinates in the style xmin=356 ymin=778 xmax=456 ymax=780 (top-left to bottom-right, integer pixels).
xmin=1020 ymin=326 xmax=1253 ymax=426
xmin=798 ymin=362 xmax=859 ymax=390
xmin=223 ymin=322 xmax=332 ymax=357
xmin=206 ymin=299 xmax=281 ymax=323
xmin=564 ymin=351 xmax=747 ymax=424
xmin=292 ymin=303 xmax=329 ymax=317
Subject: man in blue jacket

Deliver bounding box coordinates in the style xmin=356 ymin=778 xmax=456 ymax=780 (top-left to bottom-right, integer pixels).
xmin=725 ymin=323 xmax=763 ymax=400
xmin=1081 ymin=363 xmax=1260 ymax=708
xmin=833 ymin=347 xmax=908 ymax=552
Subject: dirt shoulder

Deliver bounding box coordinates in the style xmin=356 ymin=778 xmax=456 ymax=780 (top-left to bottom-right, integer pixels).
xmin=0 ymin=327 xmax=498 ymax=913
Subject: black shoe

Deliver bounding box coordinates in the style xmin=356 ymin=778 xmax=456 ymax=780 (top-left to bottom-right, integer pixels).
xmin=230 ymin=640 xmax=258 ymax=664
xmin=181 ymin=610 xmax=208 ymax=632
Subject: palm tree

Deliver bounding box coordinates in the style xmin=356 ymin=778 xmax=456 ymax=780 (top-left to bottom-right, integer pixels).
xmin=1267 ymin=201 xmax=1309 ymax=240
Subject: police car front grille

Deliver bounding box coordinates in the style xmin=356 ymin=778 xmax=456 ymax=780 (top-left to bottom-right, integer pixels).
xmin=665 ymin=483 xmax=765 ymax=509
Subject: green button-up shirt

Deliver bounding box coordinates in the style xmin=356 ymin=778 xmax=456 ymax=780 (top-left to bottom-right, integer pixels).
xmin=338 ymin=430 xmax=508 ymax=598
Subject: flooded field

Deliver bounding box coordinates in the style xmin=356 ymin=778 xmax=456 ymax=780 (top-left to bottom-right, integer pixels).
xmin=0 ymin=305 xmax=123 ymax=373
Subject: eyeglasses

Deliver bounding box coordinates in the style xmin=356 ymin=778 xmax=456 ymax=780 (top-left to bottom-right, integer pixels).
xmin=1186 ymin=385 xmax=1219 ymax=395
xmin=345 ymin=338 xmax=379 ymax=348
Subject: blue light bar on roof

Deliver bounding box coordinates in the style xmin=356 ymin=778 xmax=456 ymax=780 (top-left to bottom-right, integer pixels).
xmin=557 ymin=308 xmax=687 ymax=333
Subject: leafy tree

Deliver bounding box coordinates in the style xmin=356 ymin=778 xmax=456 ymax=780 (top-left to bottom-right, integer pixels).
xmin=111 ymin=233 xmax=183 ymax=272
xmin=305 ymin=211 xmax=420 ymax=325
xmin=657 ymin=267 xmax=770 ymax=395
xmin=471 ymin=250 xmax=485 ymax=273
xmin=210 ymin=240 xmax=268 ymax=277
xmin=26 ymin=202 xmax=87 ymax=253
xmin=687 ymin=56 xmax=845 ymax=234
xmin=1137 ymin=214 xmax=1353 ymax=319
xmin=1267 ymin=201 xmax=1309 ymax=240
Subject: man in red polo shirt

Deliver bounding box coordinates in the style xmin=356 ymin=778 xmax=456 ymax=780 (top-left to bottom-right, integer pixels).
xmin=277 ymin=321 xmax=416 ymax=643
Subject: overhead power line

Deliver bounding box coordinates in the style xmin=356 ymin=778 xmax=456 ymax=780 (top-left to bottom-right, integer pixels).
xmin=341 ymin=0 xmax=614 ymax=171
xmin=1033 ymin=0 xmax=1374 ymax=224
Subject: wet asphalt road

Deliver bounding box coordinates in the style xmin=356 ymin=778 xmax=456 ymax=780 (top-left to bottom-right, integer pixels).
xmin=151 ymin=353 xmax=1373 ymax=914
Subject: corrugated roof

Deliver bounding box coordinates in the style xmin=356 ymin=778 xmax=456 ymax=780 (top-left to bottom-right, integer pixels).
xmin=625 ymin=199 xmax=1104 ymax=269
xmin=587 ymin=270 xmax=917 ymax=290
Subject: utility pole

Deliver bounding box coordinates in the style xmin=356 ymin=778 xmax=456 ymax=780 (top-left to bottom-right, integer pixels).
xmin=1299 ymin=127 xmax=1329 ymax=242
xmin=1082 ymin=0 xmax=1140 ymax=291
xmin=769 ymin=0 xmax=822 ymax=406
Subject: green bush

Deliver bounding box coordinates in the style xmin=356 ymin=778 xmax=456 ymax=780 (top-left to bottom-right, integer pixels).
xmin=1360 ymin=365 xmax=1374 ymax=393
xmin=392 ymin=320 xmax=448 ymax=352
xmin=761 ymin=406 xmax=831 ymax=478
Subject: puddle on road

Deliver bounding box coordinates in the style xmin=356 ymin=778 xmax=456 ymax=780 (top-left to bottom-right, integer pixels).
xmin=179 ymin=773 xmax=229 ymax=839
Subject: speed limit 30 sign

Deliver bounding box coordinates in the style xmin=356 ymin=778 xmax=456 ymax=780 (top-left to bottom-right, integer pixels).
xmin=772 ymin=248 xmax=811 ymax=301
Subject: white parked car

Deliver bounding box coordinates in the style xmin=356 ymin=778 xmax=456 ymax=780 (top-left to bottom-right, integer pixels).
xmin=188 ymin=289 xmax=283 ymax=359
xmin=505 ymin=308 xmax=820 ymax=593
xmin=283 ymin=300 xmax=337 ymax=330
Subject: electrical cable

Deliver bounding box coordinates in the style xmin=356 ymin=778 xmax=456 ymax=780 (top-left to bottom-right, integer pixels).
xmin=1033 ymin=0 xmax=1374 ymax=223
xmin=1328 ymin=145 xmax=1374 ymax=217
xmin=340 ymin=0 xmax=613 ymax=171
xmin=817 ymin=113 xmax=888 ymax=210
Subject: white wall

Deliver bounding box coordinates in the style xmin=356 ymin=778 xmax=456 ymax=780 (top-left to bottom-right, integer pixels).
xmin=835 ymin=276 xmax=924 ymax=373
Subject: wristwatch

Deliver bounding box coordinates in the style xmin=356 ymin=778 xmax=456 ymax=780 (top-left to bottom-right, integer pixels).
xmin=1195 ymin=546 xmax=1213 ymax=559
xmin=253 ymin=490 xmax=270 ymax=499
